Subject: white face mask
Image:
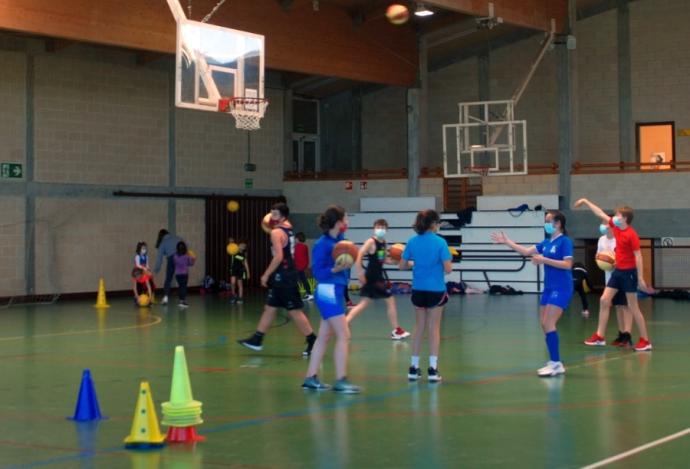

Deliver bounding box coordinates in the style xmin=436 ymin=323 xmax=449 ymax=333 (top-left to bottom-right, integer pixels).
xmin=141 ymin=248 xmax=147 ymax=255
xmin=374 ymin=228 xmax=386 ymax=239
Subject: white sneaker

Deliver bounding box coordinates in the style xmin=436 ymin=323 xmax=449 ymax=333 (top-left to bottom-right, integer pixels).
xmin=537 ymin=361 xmax=565 ymax=377
xmin=161 ymin=295 xmax=168 ymax=305
xmin=391 ymin=328 xmax=411 ymax=340
xmin=303 ymin=294 xmax=314 ymax=301
xmin=178 ymin=301 xmax=189 ymax=308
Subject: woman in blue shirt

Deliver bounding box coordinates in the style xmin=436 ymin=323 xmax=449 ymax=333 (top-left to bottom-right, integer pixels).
xmin=302 ymin=205 xmax=360 ymax=394
xmin=400 ymin=209 xmax=453 ymax=382
xmin=491 ymin=210 xmax=574 ymax=377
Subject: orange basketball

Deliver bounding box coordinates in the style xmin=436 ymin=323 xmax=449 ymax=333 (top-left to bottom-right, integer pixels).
xmin=386 ymin=4 xmax=410 ymax=25
xmin=388 ymin=243 xmax=405 ymax=261
xmin=595 ymin=251 xmax=616 ymax=272
xmin=261 ymin=213 xmax=279 ymax=234
xmin=332 ymin=240 xmax=359 ymax=268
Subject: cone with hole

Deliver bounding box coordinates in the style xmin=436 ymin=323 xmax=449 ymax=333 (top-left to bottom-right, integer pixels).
xmin=69 ymin=369 xmax=105 ymax=421
xmin=161 ymin=346 xmax=205 ymax=442
xmin=93 ymin=277 xmax=110 ymax=308
xmin=124 ymin=381 xmax=166 ymax=449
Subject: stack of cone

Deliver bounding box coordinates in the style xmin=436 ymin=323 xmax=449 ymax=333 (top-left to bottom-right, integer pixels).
xmin=124 ymin=381 xmax=166 ymax=449
xmin=69 ymin=369 xmax=105 ymax=421
xmin=93 ymin=277 xmax=110 ymax=308
xmin=161 ymin=346 xmax=205 ymax=443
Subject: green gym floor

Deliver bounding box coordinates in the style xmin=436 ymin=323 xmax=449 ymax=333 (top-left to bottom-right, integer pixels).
xmin=1 ymin=293 xmax=690 ymax=468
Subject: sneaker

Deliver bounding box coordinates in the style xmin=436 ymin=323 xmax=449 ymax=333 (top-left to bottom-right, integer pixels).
xmin=236 ymin=298 xmax=243 ymax=304
xmin=391 ymin=327 xmax=411 ymax=340
xmin=161 ymin=295 xmax=168 ymax=305
xmin=303 ymin=294 xmax=314 ymax=301
xmin=537 ymin=361 xmax=566 ymax=377
xmin=238 ymin=336 xmax=263 ymax=351
xmin=303 ymin=334 xmax=317 ymax=357
xmin=581 ymin=309 xmax=590 ymax=318
xmin=178 ymin=301 xmax=189 ymax=308
xmin=407 ymin=366 xmax=421 ymax=381
xmin=611 ymin=332 xmax=625 ymax=347
xmin=346 ymin=300 xmax=355 ymax=308
xmin=584 ymin=333 xmax=606 ymax=346
xmin=333 ymin=378 xmax=361 ymax=394
xmin=302 ymin=375 xmax=331 ymax=391
xmin=427 ymin=367 xmax=442 ymax=382
xmin=634 ymin=337 xmax=653 ymax=352
xmin=229 ymin=297 xmax=237 ymax=304
xmin=622 ymin=333 xmax=634 ymax=348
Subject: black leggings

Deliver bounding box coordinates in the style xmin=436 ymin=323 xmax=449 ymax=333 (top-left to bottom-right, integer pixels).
xmin=574 ymin=280 xmax=589 ymax=311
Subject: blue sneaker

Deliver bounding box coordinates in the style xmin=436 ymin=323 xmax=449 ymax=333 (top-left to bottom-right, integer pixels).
xmin=301 ymin=375 xmax=331 ymax=391
xmin=333 ymin=378 xmax=361 ymax=394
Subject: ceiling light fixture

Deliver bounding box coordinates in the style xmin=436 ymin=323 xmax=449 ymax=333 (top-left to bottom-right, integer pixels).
xmin=414 ymin=3 xmax=434 ymax=17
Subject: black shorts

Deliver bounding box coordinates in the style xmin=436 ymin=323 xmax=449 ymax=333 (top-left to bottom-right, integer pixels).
xmin=360 ymin=280 xmax=391 ymax=299
xmin=612 ymin=289 xmax=628 ymax=306
xmin=231 ymin=269 xmax=247 ymax=280
xmin=266 ymin=286 xmax=304 ymax=311
xmin=411 ymin=290 xmax=448 ymax=309
xmin=608 ymin=268 xmax=638 ymax=293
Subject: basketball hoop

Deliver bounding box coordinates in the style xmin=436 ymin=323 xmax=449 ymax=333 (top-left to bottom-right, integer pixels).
xmin=219 ymin=97 xmax=269 ymax=131
xmin=468 ymin=166 xmax=491 ymax=178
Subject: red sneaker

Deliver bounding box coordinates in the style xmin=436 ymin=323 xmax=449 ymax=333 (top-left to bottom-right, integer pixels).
xmin=634 ymin=337 xmax=653 ymax=352
xmin=584 ymin=333 xmax=606 ymax=346
xmin=346 ymin=300 xmax=355 ymax=308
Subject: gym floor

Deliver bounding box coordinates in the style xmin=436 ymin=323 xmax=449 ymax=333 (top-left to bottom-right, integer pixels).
xmin=1 ymin=293 xmax=689 ymax=468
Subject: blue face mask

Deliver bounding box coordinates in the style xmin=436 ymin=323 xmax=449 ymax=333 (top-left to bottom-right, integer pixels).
xmin=613 ymin=216 xmax=624 ymax=228
xmin=599 ymin=224 xmax=608 ymax=235
xmin=544 ymin=222 xmax=556 ymax=235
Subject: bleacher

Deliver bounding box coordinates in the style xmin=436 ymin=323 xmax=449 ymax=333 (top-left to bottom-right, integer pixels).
xmin=347 ymin=195 xmax=559 ymax=293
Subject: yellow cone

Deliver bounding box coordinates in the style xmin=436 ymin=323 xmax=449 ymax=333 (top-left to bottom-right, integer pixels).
xmin=161 ymin=345 xmax=203 ymax=427
xmin=93 ymin=277 xmax=110 ymax=308
xmin=124 ymin=381 xmax=165 ymax=447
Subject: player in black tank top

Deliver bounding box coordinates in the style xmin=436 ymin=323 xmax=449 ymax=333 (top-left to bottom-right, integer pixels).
xmin=229 ymin=243 xmax=250 ymax=304
xmin=346 ymin=219 xmax=410 ymax=340
xmin=238 ymin=203 xmax=317 ymax=356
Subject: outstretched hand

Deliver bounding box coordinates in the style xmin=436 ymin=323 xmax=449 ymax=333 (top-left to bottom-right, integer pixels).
xmin=490 ymin=231 xmax=508 ymax=244
xmin=573 ymin=198 xmax=588 ymax=208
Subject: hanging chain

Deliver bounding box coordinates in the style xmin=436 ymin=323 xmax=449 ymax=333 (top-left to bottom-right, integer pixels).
xmin=202 ymin=0 xmax=227 ymax=23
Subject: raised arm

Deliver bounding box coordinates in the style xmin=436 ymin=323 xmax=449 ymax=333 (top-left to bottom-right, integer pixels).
xmin=355 ymin=238 xmax=374 ymax=284
xmin=574 ymin=198 xmax=610 ymax=223
xmin=490 ymin=231 xmax=537 ymax=257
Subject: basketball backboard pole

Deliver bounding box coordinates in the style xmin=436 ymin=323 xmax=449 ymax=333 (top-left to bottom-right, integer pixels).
xmin=166 ymin=0 xmax=186 ymax=22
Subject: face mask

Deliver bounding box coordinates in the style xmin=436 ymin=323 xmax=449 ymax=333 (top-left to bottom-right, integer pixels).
xmin=141 ymin=248 xmax=147 ymax=255
xmin=544 ymin=222 xmax=556 ymax=235
xmin=599 ymin=224 xmax=608 ymax=235
xmin=374 ymin=228 xmax=386 ymax=239
xmin=613 ymin=216 xmax=624 ymax=228
xmin=339 ymin=222 xmax=348 ymax=234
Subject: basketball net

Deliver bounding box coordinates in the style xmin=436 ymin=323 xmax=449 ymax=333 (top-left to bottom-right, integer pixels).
xmin=219 ymin=97 xmax=269 ymax=131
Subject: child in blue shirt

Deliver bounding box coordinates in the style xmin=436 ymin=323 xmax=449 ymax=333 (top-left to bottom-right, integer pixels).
xmin=303 ymin=205 xmax=360 ymax=394
xmin=491 ymin=210 xmax=574 ymax=377
xmin=400 ymin=209 xmax=453 ymax=382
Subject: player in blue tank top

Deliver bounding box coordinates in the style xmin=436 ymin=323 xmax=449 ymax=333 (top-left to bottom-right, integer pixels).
xmin=491 ymin=210 xmax=574 ymax=377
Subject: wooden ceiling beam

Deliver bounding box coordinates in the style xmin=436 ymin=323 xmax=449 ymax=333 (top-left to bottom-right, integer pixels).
xmin=0 ymin=0 xmax=418 ymax=86
xmin=423 ymin=0 xmax=568 ymax=33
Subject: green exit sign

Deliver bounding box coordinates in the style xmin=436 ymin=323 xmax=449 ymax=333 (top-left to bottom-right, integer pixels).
xmin=1 ymin=163 xmax=22 ymax=179
xmin=244 ymin=178 xmax=253 ymax=189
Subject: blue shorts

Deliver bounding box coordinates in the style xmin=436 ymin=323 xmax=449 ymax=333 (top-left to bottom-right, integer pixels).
xmin=607 ymin=268 xmax=638 ymax=293
xmin=315 ymin=283 xmax=346 ymax=320
xmin=540 ymin=288 xmax=573 ymax=310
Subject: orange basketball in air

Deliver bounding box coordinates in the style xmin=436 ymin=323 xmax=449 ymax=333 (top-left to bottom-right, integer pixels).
xmin=261 ymin=213 xmax=279 ymax=234
xmin=386 ymin=4 xmax=410 ymax=25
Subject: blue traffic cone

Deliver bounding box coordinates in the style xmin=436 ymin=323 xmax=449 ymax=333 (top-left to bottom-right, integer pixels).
xmin=69 ymin=369 xmax=105 ymax=421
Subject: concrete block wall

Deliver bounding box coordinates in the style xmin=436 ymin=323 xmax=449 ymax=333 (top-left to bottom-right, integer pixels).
xmin=0 ymin=197 xmax=25 ymax=296
xmin=33 ymin=198 xmax=167 ymax=294
xmin=0 ymin=39 xmax=285 ymax=295
xmin=631 ymin=0 xmax=690 ymax=161
xmin=361 ymin=86 xmax=407 ymax=170
xmin=571 ymin=172 xmax=690 ymax=210
xmin=284 ymin=179 xmax=408 ymax=214
xmin=575 ymin=9 xmax=619 ymax=163
xmin=0 ymin=51 xmax=25 ymax=166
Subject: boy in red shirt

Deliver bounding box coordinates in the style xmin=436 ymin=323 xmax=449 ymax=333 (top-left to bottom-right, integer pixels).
xmin=294 ymin=232 xmax=313 ymax=300
xmin=575 ymin=199 xmax=653 ymax=351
